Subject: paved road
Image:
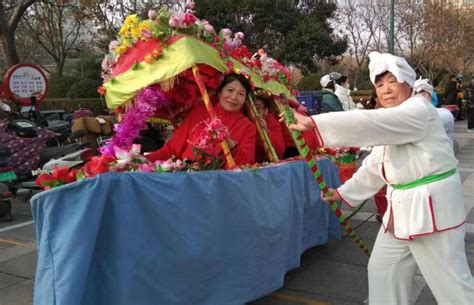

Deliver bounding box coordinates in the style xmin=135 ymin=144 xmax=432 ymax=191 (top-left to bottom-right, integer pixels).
xmin=0 ymin=120 xmax=473 ymax=305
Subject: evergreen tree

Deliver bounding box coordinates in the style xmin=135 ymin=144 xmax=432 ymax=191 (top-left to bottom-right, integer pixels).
xmin=195 ymin=0 xmax=347 ymax=71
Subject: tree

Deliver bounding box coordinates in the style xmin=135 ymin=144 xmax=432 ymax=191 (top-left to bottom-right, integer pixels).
xmin=195 ymin=0 xmax=347 ymax=72
xmin=0 ymin=0 xmax=37 ymax=68
xmin=80 ymin=0 xmax=177 ymax=52
xmin=336 ymin=0 xmax=379 ymax=88
xmin=21 ymin=0 xmax=86 ymax=77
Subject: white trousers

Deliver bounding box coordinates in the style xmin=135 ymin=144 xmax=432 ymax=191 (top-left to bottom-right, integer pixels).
xmin=368 ymin=225 xmax=474 ymax=305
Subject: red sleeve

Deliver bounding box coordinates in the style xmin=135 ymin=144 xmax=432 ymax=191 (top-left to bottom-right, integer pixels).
xmin=302 ymin=130 xmax=321 ymax=152
xmin=266 ymin=116 xmax=285 ymax=158
xmin=146 ymin=107 xmax=198 ymax=162
xmin=231 ymin=119 xmax=256 ymax=165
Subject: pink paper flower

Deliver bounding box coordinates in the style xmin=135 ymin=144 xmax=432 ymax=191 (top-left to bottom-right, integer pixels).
xmin=220 ymin=28 xmax=232 ymax=41
xmin=204 ymin=24 xmax=214 ymax=33
xmin=101 ymin=57 xmax=110 ymax=71
xmin=140 ymin=28 xmax=153 ymax=39
xmin=185 ymin=0 xmax=195 ymax=10
xmin=138 ymin=163 xmax=155 ymax=172
xmin=169 ymin=16 xmax=182 ymax=28
xmin=148 ymin=9 xmax=157 ymax=20
xmin=108 ymin=40 xmax=119 ymax=52
xmin=235 ymin=32 xmax=244 ymax=40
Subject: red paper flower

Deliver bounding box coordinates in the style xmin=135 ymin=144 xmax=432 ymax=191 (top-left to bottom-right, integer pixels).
xmin=35 ymin=165 xmax=78 ymax=190
xmin=151 ymin=45 xmax=164 ymax=58
xmin=144 ymin=54 xmax=154 ymax=64
xmin=97 ymin=86 xmax=106 ymax=95
xmin=82 ymin=155 xmax=116 ymax=177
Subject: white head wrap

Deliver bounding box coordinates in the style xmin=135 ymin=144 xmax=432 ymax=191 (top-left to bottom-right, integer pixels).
xmin=368 ymin=51 xmax=416 ymax=88
xmin=413 ymin=78 xmax=433 ymax=97
xmin=320 ymin=74 xmax=331 ymax=88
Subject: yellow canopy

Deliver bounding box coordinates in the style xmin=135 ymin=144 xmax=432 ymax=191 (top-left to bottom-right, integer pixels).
xmin=103 ymin=36 xmax=294 ymax=110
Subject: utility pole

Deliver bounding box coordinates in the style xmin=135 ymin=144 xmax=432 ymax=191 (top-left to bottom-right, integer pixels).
xmin=389 ymin=0 xmax=395 ymax=54
xmin=80 ymin=48 xmax=84 ymax=79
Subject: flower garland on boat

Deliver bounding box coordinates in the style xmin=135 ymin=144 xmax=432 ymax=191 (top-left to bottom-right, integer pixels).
xmin=99 ymin=1 xmax=294 ymax=88
xmin=317 ymin=147 xmax=360 ymax=183
xmin=35 ymin=116 xmax=231 ymax=190
xmin=100 ymin=86 xmax=168 ymax=157
xmin=318 ymin=147 xmax=360 ymax=164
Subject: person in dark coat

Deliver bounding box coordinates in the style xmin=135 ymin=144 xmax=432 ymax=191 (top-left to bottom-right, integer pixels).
xmin=319 ymin=73 xmax=344 ymax=112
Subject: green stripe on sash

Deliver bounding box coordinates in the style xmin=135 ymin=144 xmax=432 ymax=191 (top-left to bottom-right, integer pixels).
xmin=391 ymin=168 xmax=457 ymax=190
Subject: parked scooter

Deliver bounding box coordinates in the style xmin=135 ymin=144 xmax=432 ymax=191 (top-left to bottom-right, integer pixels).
xmin=20 ymin=96 xmax=72 ymax=144
xmin=0 ymin=111 xmax=93 ymax=204
xmin=0 ymin=145 xmax=14 ymax=220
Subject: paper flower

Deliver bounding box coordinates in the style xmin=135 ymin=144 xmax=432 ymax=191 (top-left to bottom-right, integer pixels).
xmin=100 ymin=86 xmax=168 ymax=157
xmin=35 ymin=166 xmax=79 ymax=190
xmin=148 ymin=9 xmax=157 ymax=20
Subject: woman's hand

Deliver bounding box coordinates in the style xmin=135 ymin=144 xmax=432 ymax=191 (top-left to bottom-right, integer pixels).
xmin=256 ymin=116 xmax=267 ymax=131
xmin=279 ymin=109 xmax=315 ymax=132
xmin=321 ymin=188 xmax=341 ymax=204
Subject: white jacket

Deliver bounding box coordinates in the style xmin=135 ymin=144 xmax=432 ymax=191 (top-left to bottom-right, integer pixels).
xmin=436 ymin=107 xmax=455 ymax=146
xmin=310 ymin=96 xmax=465 ymax=240
xmin=334 ymin=84 xmax=357 ymax=111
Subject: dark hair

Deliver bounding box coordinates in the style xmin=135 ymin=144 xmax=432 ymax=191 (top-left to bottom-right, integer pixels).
xmin=325 ymin=81 xmax=335 ymax=91
xmin=255 ymin=95 xmax=272 ymax=109
xmin=374 ymin=71 xmax=390 ymax=84
xmin=217 ymin=73 xmax=252 ymax=97
xmin=336 ymin=76 xmax=348 ymax=85
xmin=366 ymin=89 xmax=377 ymax=109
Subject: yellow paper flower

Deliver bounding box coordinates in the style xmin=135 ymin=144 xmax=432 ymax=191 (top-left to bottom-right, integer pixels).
xmin=124 ymin=14 xmax=138 ymax=26
xmin=117 ymin=45 xmax=128 ymax=55
xmin=118 ymin=26 xmax=128 ymax=36
xmin=130 ymin=28 xmax=140 ymax=39
xmin=139 ymin=21 xmax=151 ymax=33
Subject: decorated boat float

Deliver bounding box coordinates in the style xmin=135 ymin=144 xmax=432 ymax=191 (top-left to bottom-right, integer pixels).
xmin=31 ymin=3 xmax=369 ymax=305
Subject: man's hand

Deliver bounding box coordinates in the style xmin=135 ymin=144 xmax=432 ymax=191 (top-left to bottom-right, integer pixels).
xmin=321 ymin=188 xmax=341 ymax=204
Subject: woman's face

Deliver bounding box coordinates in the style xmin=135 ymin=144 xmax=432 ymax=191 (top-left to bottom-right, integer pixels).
xmin=254 ymin=99 xmax=268 ymax=117
xmin=218 ymin=80 xmax=247 ymax=112
xmin=342 ymin=80 xmax=350 ymax=89
xmin=375 ymin=72 xmax=412 ymax=108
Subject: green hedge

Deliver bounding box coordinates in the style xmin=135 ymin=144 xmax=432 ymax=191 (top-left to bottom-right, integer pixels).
xmin=39 ymin=98 xmax=107 ymax=115
xmin=47 ymin=75 xmax=80 ymax=98
xmin=66 ymin=79 xmax=102 ymax=99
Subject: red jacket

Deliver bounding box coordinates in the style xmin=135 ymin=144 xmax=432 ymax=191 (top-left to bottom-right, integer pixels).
xmin=147 ymin=103 xmax=256 ymax=165
xmin=255 ymin=115 xmax=285 ymax=162
xmin=280 ymin=123 xmax=320 ymax=152
xmin=274 ymin=108 xmax=320 ymax=153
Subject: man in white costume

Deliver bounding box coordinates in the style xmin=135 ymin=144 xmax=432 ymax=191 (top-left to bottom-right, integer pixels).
xmin=414 ymin=78 xmax=455 ymax=147
xmin=286 ymin=52 xmax=474 ymax=305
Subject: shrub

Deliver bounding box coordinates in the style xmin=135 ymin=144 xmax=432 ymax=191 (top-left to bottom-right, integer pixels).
xmin=40 ymin=98 xmax=108 ymax=115
xmin=47 ymin=75 xmax=80 ymax=98
xmin=298 ymin=73 xmax=323 ymax=91
xmin=66 ymin=79 xmax=102 ymax=99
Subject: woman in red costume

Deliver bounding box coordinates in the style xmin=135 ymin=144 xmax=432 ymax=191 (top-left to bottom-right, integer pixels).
xmin=254 ymin=96 xmax=285 ymax=162
xmin=146 ymin=73 xmax=256 ymax=165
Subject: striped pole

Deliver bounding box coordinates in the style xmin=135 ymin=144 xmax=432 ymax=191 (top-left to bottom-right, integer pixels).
xmin=275 ymin=99 xmax=370 ymax=257
xmin=192 ymin=66 xmax=236 ymax=168
xmin=246 ymin=95 xmax=279 ymax=162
